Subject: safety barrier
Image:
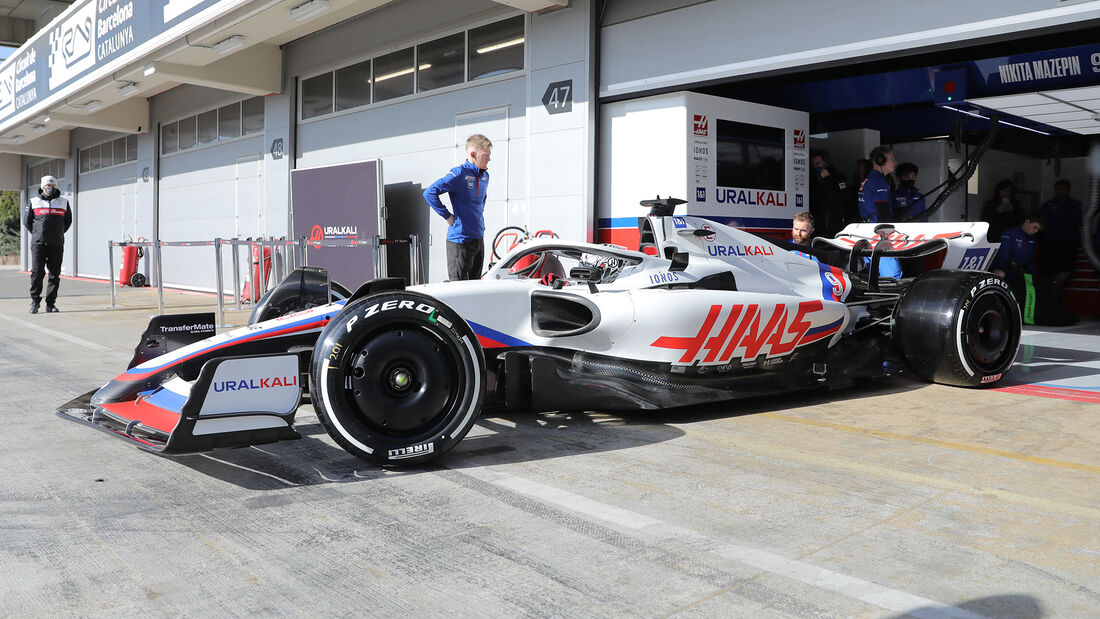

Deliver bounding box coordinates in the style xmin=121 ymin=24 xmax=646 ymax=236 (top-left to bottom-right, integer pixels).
xmin=108 ymin=235 xmax=423 ymax=328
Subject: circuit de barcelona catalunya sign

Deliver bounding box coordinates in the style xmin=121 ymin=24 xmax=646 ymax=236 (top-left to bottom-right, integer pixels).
xmin=0 ymin=0 xmax=228 ymax=125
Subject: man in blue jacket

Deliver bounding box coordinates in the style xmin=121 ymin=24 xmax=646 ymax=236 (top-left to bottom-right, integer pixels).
xmin=424 ymin=134 xmax=492 ymax=281
xmin=857 ymin=146 xmax=896 ymax=223
xmin=992 ymin=216 xmax=1042 ymax=279
xmin=991 ymin=214 xmax=1073 ymax=325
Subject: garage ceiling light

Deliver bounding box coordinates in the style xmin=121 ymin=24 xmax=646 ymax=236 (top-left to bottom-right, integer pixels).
xmin=475 ymin=37 xmax=524 ymax=55
xmin=375 ymin=64 xmax=430 ymax=82
xmin=143 ymin=63 xmax=157 ymax=77
xmin=2 ymin=134 xmax=23 ymax=143
xmin=289 ymin=0 xmax=329 ymax=22
xmin=31 ymin=124 xmax=48 ymax=134
xmin=83 ymin=100 xmax=102 ymax=112
xmin=213 ymin=35 xmax=245 ymax=55
xmin=118 ymin=82 xmax=140 ymax=97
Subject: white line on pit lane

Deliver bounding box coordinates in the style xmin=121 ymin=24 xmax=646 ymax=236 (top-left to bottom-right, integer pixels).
xmin=0 ymin=313 xmax=112 ymax=352
xmin=457 ymin=466 xmax=985 ymax=619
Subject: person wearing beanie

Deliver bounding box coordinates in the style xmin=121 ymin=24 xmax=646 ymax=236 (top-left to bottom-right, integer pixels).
xmin=24 ymin=175 xmax=72 ymax=313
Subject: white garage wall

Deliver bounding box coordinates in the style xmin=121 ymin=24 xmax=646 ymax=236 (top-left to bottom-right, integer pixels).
xmin=600 ymin=0 xmax=1100 ymax=98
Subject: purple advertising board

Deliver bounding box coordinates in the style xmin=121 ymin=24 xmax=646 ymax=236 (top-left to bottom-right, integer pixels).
xmin=290 ymin=159 xmax=385 ymax=291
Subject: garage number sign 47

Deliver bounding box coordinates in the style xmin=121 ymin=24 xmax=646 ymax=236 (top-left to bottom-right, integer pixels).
xmin=542 ymin=80 xmax=572 ymax=115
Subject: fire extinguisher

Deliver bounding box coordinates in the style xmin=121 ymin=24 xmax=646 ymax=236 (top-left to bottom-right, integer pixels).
xmin=119 ymin=236 xmax=147 ymax=287
xmin=242 ymin=239 xmax=272 ymax=302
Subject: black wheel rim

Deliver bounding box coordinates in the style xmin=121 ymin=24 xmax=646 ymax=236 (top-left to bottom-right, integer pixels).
xmin=964 ymin=291 xmax=1015 ymax=371
xmin=340 ymin=323 xmax=463 ymax=437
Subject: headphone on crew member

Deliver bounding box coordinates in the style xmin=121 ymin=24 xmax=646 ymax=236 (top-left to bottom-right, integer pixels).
xmin=870 ymin=146 xmax=892 ymax=168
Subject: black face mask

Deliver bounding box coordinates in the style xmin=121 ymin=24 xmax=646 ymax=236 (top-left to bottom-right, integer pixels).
xmin=40 ymin=187 xmax=60 ymax=200
xmin=900 ymin=180 xmax=916 ymax=189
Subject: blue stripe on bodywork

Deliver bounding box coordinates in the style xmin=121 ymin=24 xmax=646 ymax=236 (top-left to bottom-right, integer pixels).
xmin=804 ymin=318 xmax=844 ymax=337
xmin=467 ymin=320 xmax=531 ymax=347
xmin=142 ymin=387 xmax=187 ymax=413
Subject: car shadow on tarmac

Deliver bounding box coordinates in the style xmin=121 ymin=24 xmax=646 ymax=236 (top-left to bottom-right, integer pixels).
xmin=167 ymin=376 xmax=927 ymax=490
xmin=887 ymin=593 xmax=1043 ymax=619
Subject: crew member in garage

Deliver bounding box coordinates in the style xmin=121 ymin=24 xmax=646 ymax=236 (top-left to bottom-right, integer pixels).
xmin=789 ymin=211 xmax=817 ymax=261
xmin=808 ymin=149 xmax=849 ymax=237
xmin=858 ymin=146 xmax=896 ymax=223
xmin=24 ymin=175 xmax=72 ymax=314
xmin=992 ymin=214 xmax=1074 ymax=325
xmin=424 ymin=134 xmax=492 ymax=281
xmin=891 ymin=162 xmax=926 ymax=220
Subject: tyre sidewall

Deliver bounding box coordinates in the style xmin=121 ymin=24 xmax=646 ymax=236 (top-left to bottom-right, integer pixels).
xmin=894 ymin=271 xmax=1021 ymax=387
xmin=311 ymin=291 xmax=485 ymax=464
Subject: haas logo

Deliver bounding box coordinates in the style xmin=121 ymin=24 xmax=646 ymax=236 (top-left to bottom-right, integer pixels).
xmin=793 ymin=129 xmax=806 ymax=149
xmin=693 ymin=114 xmax=708 ymax=136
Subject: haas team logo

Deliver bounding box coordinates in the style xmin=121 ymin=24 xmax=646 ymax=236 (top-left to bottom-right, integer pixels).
xmin=793 ymin=129 xmax=806 ymax=149
xmin=693 ymin=114 xmax=708 ymax=136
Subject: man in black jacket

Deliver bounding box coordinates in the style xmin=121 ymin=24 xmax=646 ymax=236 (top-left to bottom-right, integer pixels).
xmin=24 ymin=175 xmax=72 ymax=313
xmin=808 ymin=149 xmax=851 ymax=238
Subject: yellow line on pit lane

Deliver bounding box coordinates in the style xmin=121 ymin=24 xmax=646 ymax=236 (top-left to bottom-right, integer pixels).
xmin=759 ymin=412 xmax=1100 ymax=474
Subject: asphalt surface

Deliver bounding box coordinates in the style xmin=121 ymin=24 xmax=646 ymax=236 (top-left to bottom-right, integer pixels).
xmin=1 ymin=267 xmax=1097 ymax=617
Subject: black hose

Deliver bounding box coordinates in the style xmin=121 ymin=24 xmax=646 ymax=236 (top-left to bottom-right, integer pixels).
xmin=900 ymin=116 xmax=1000 ymax=223
xmin=1083 ymin=142 xmax=1100 ymax=273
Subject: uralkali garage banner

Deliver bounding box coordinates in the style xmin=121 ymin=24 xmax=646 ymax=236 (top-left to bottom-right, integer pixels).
xmin=291 ymin=159 xmax=385 ymax=291
xmin=599 ymin=91 xmax=808 ymax=248
xmin=0 ymin=0 xmax=234 ymax=125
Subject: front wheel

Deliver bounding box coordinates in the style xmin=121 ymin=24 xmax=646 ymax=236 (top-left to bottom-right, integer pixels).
xmin=892 ymin=270 xmax=1021 ymax=387
xmin=310 ymin=291 xmax=485 ymax=464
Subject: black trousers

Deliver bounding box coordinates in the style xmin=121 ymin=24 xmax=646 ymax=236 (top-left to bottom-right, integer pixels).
xmin=446 ymin=239 xmax=484 ymax=281
xmin=30 ymin=244 xmax=63 ymax=305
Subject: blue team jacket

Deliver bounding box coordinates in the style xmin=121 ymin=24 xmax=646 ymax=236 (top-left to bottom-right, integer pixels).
xmin=423 ymin=160 xmax=489 ymax=243
xmin=992 ymin=226 xmax=1037 ymax=276
xmin=858 ymin=170 xmax=890 ymax=222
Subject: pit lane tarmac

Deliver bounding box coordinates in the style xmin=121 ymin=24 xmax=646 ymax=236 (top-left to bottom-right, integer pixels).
xmin=1 ymin=269 xmax=1097 ymax=618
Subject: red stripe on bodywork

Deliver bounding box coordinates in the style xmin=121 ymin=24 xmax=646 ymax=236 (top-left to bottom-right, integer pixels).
xmin=477 ymin=334 xmax=507 ymax=349
xmin=101 ymin=399 xmax=181 ymax=434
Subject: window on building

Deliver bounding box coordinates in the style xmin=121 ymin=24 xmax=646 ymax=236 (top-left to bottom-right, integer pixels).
xmin=112 ymin=137 xmax=127 ymax=166
xmin=336 ymin=59 xmax=371 ymax=111
xmin=162 ymin=122 xmax=179 ymax=154
xmin=197 ymin=109 xmax=218 ymax=146
xmin=468 ymin=16 xmax=524 ymax=80
xmin=302 ymin=73 xmax=333 ymax=120
xmin=242 ymin=96 xmax=264 ymax=134
xmin=126 ymin=135 xmax=137 ymax=160
xmin=219 ymin=103 xmax=241 ymax=139
xmin=373 ymin=47 xmax=414 ymax=103
xmin=178 ymin=116 xmax=197 ymax=150
xmin=417 ymin=33 xmax=464 ymax=92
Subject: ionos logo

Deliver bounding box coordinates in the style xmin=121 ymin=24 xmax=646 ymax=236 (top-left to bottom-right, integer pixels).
xmin=693 ymin=114 xmax=708 ymax=136
xmin=793 ymin=129 xmax=806 ymax=149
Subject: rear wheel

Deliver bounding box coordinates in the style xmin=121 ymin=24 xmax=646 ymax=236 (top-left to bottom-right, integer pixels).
xmin=310 ymin=292 xmax=485 ymax=464
xmin=893 ymin=270 xmax=1021 ymax=386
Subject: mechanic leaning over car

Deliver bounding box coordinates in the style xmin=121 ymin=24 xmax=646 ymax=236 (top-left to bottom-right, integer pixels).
xmin=24 ymin=175 xmax=72 ymax=314
xmin=424 ymin=134 xmax=492 ymax=281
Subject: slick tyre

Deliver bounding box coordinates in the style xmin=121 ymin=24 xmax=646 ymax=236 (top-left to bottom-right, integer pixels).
xmin=310 ymin=292 xmax=485 ymax=465
xmin=893 ymin=270 xmax=1021 ymax=387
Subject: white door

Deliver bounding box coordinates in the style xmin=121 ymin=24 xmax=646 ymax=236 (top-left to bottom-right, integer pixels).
xmin=122 ymin=178 xmax=138 ymax=238
xmin=235 ymin=154 xmax=263 ymax=238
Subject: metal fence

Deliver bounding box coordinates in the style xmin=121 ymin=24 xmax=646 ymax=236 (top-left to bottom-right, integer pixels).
xmin=107 ymin=235 xmax=423 ymax=327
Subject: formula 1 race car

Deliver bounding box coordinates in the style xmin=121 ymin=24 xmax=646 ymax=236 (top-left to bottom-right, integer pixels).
xmin=57 ymin=198 xmax=1022 ymax=465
